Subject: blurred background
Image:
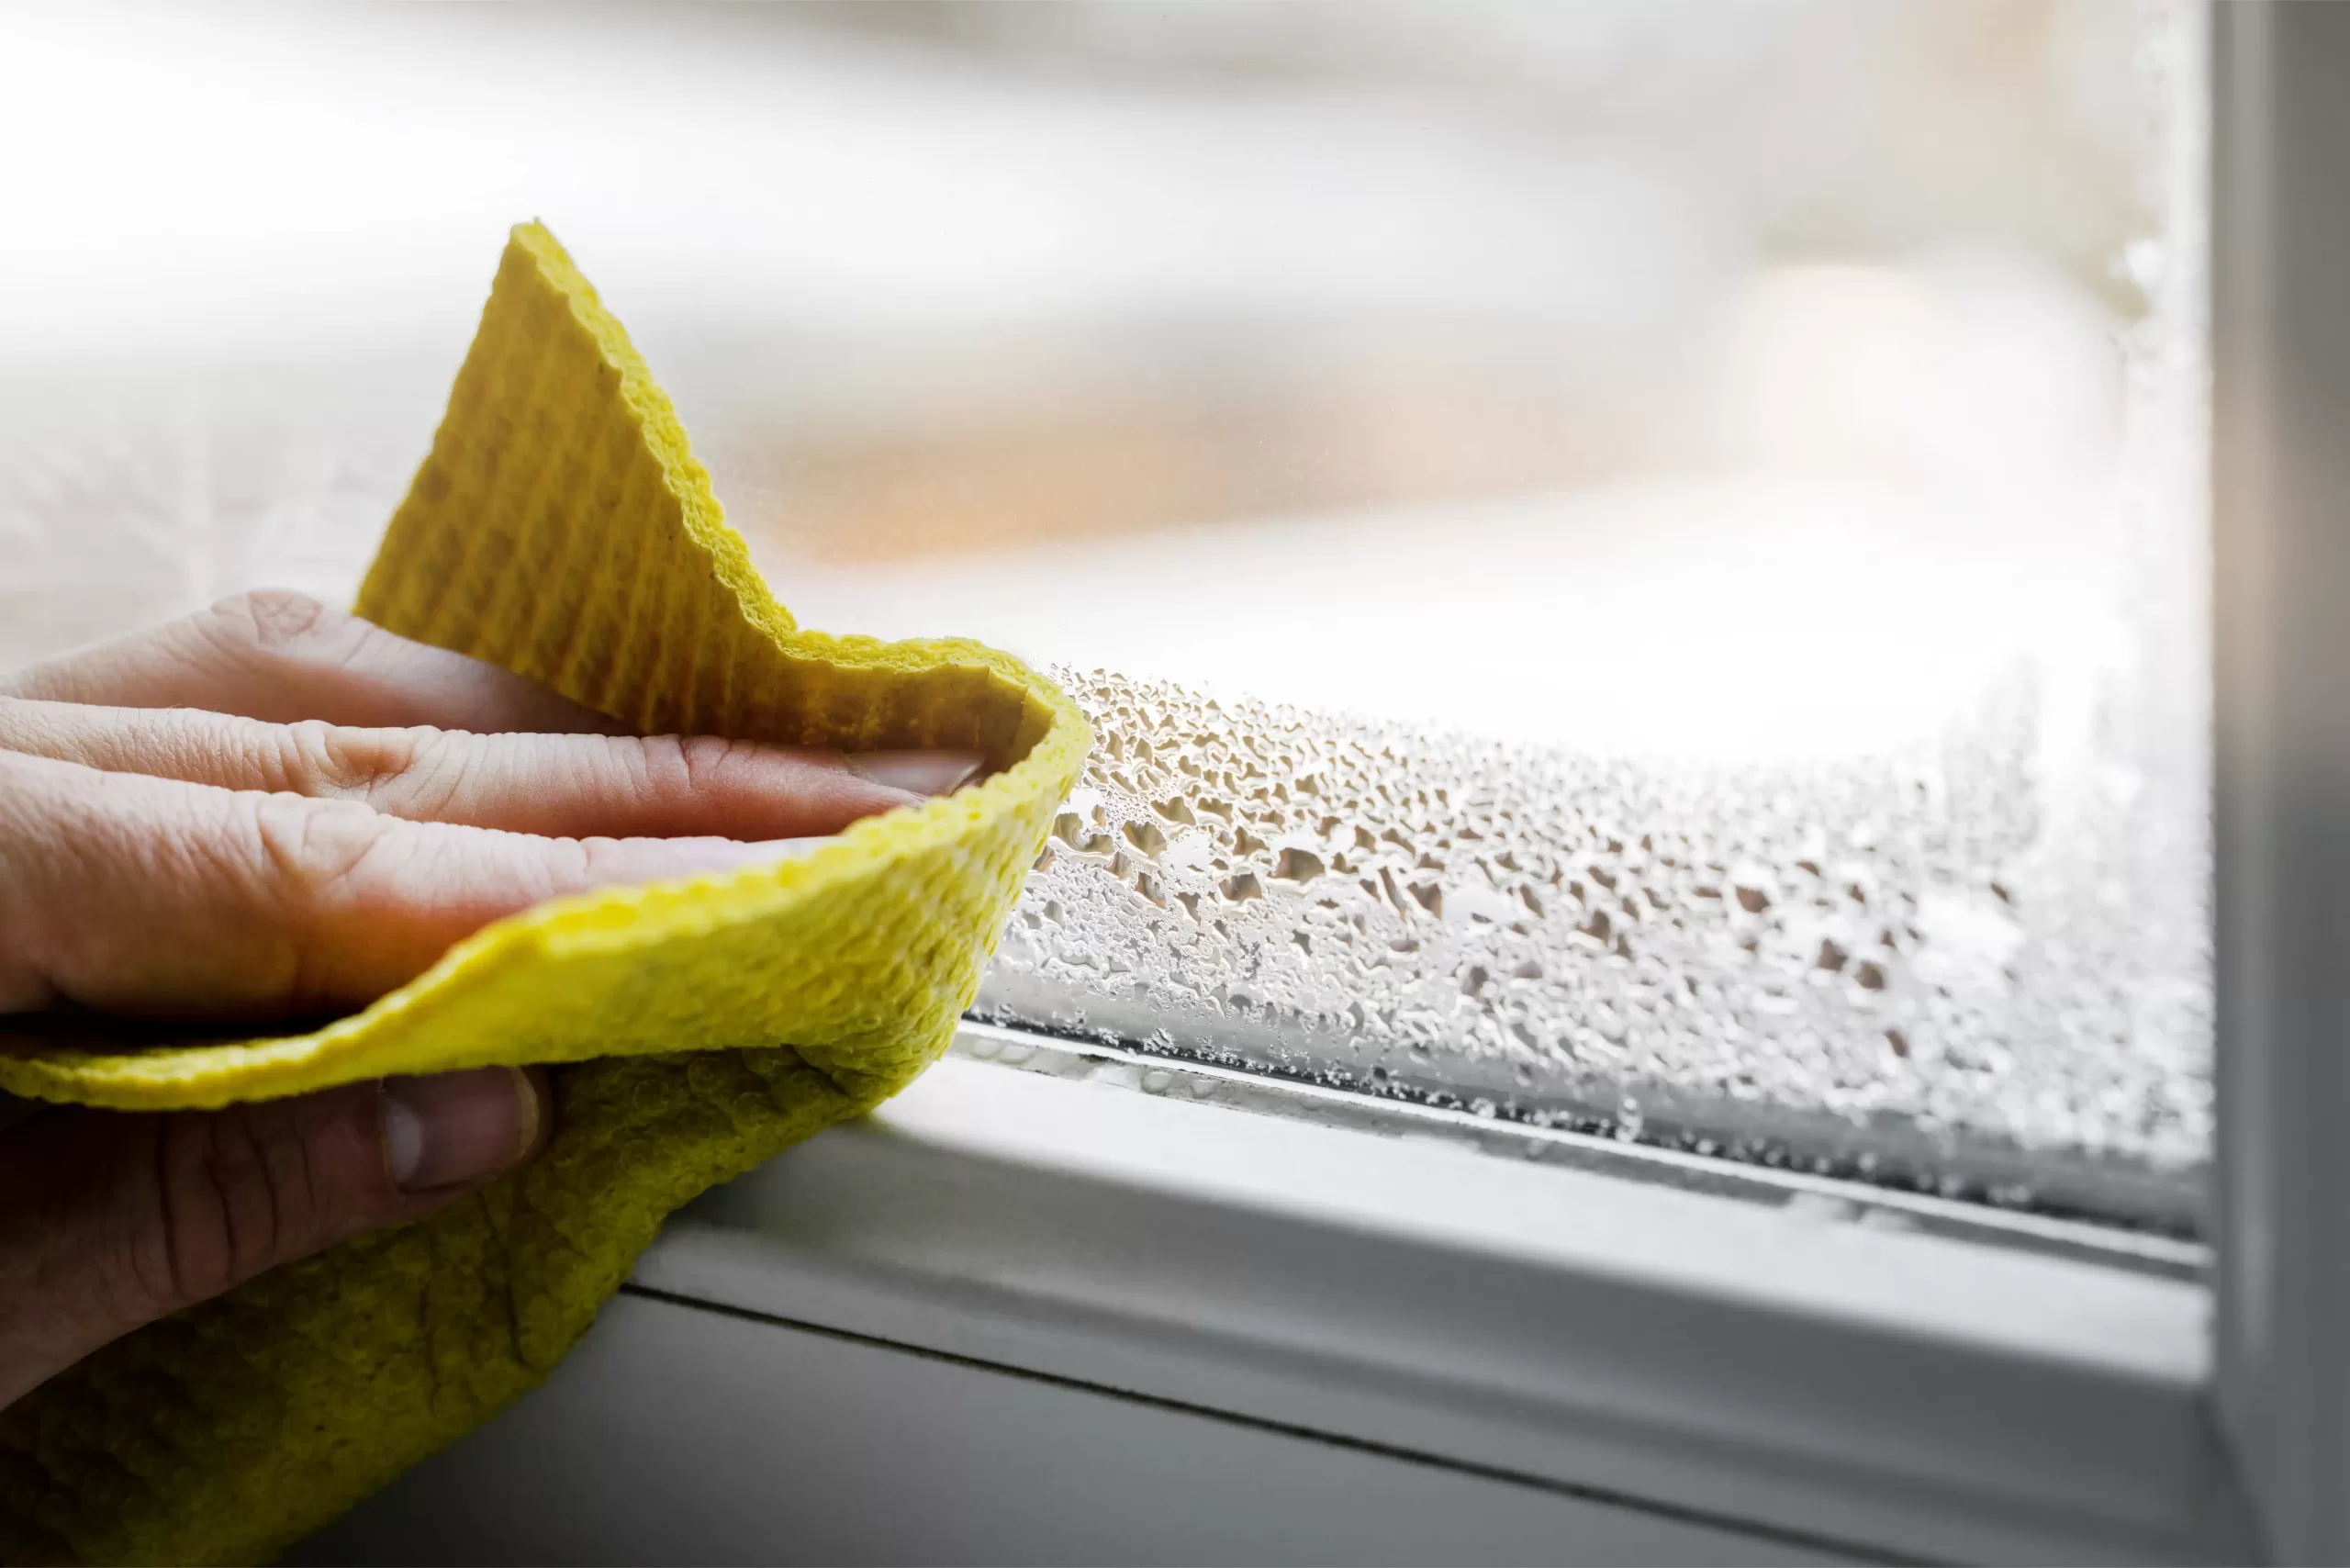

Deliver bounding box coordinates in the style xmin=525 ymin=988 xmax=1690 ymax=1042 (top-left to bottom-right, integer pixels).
xmin=2 ymin=0 xmax=2169 ymax=758
xmin=0 ymin=2 xmax=2210 ymax=1205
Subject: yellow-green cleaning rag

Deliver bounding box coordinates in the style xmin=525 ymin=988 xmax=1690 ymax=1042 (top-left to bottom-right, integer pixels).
xmin=0 ymin=222 xmax=1089 ymax=1564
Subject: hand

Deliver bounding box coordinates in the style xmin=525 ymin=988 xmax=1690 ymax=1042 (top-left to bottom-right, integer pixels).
xmin=0 ymin=589 xmax=980 ymax=1410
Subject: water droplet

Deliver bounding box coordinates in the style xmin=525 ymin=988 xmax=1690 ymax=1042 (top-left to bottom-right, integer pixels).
xmin=1274 ymin=847 xmax=1325 ymax=882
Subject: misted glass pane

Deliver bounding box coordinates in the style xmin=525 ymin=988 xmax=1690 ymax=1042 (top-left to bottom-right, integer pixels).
xmin=0 ymin=0 xmax=2209 ymax=1227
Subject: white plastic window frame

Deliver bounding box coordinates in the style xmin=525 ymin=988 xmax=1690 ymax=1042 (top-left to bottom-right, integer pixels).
xmin=404 ymin=8 xmax=2327 ymax=1561
xmin=2212 ymin=4 xmax=2350 ymax=1562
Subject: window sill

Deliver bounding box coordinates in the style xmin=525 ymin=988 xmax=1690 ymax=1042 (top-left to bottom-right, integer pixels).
xmin=622 ymin=1024 xmax=2255 ymax=1564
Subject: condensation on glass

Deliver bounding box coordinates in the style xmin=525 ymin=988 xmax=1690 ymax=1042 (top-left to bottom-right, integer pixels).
xmin=0 ymin=2 xmax=2212 ymax=1227
xmin=956 ymin=5 xmax=2216 ymax=1229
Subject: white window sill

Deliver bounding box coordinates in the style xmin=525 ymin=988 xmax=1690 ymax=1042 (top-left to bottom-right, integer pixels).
xmin=582 ymin=1024 xmax=2254 ymax=1565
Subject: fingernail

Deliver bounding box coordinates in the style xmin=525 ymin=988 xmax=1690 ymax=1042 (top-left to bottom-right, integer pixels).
xmin=383 ymin=1066 xmax=542 ymax=1193
xmin=842 ymin=749 xmax=985 ymax=797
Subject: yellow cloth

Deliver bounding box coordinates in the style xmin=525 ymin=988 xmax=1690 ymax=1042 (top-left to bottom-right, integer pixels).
xmin=0 ymin=223 xmax=1088 ymax=1564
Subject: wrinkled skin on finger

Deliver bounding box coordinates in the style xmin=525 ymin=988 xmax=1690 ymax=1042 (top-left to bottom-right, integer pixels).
xmin=0 ymin=590 xmax=983 ymax=1412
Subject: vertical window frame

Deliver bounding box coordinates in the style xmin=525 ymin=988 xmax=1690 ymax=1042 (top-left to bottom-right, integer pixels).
xmin=2212 ymin=4 xmax=2350 ymax=1562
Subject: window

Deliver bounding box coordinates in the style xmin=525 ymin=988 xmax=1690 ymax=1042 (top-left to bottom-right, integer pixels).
xmin=28 ymin=4 xmax=2350 ymax=1563
xmin=0 ymin=0 xmax=2210 ymax=1236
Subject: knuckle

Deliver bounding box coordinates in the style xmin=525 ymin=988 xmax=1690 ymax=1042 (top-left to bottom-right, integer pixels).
xmin=580 ymin=733 xmax=685 ymax=811
xmin=193 ymin=589 xmax=376 ymax=694
xmin=147 ymin=1101 xmax=344 ymax=1310
xmin=278 ymin=720 xmax=436 ymax=802
xmin=248 ymin=791 xmax=395 ymax=911
xmin=668 ymin=734 xmax=751 ymax=794
xmin=386 ymin=728 xmax=475 ymax=817
xmin=241 ymin=790 xmax=436 ymax=1014
xmin=207 ymin=588 xmax=341 ymax=651
xmin=168 ymin=1112 xmax=282 ymax=1299
xmin=639 ymin=734 xmax=700 ymax=793
xmin=564 ymin=834 xmax=629 ymax=887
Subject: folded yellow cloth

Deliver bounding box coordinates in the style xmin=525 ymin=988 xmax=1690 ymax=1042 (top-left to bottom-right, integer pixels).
xmin=0 ymin=223 xmax=1087 ymax=1564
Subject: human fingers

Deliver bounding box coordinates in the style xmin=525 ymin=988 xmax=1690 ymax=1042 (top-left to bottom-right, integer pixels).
xmin=0 ymin=751 xmax=822 ymax=1019
xmin=0 ymin=588 xmax=626 ymax=733
xmin=0 ymin=697 xmax=981 ymax=839
xmin=0 ymin=1065 xmax=552 ymax=1411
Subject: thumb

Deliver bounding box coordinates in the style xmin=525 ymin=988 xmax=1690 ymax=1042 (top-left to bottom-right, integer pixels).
xmin=0 ymin=1066 xmax=550 ymax=1410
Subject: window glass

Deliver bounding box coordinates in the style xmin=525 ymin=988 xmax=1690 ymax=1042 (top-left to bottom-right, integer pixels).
xmin=0 ymin=1 xmax=2208 ymax=1227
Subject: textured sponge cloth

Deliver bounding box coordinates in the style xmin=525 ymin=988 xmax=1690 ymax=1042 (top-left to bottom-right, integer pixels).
xmin=0 ymin=223 xmax=1089 ymax=1564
